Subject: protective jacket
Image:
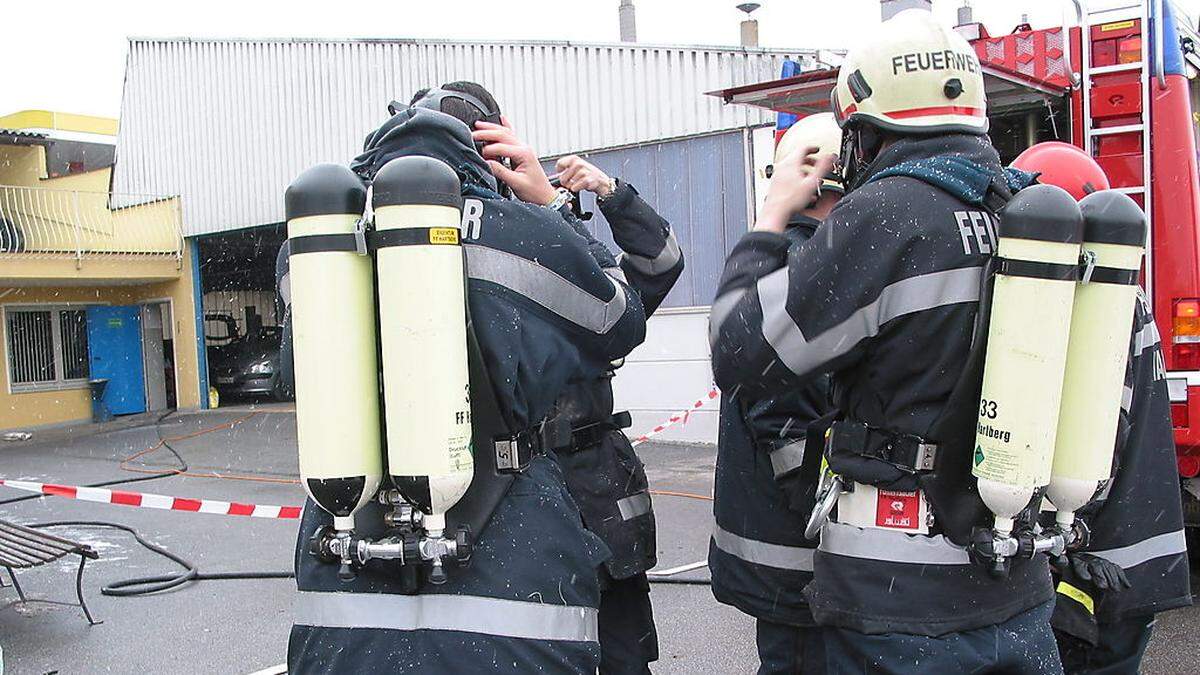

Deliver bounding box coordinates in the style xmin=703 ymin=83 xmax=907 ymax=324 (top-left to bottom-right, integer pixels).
xmin=709 ymin=134 xmax=1053 ymax=637
xmin=1052 ymin=290 xmax=1192 ymax=641
xmin=283 ymin=108 xmax=648 ymax=674
xmin=553 ymin=180 xmax=684 ymax=580
xmin=709 ymin=215 xmax=831 ymax=627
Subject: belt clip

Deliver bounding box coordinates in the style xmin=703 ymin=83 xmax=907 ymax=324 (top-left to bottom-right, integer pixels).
xmin=914 ymin=442 xmax=938 ymax=472
xmin=353 ymin=216 xmax=370 ymax=256
xmin=494 ymin=429 xmax=535 ymax=473
xmin=1079 ymin=250 xmax=1097 ymax=285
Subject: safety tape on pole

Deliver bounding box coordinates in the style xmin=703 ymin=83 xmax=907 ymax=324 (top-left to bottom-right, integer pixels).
xmin=630 ymin=387 xmax=720 ymax=447
xmin=0 ymin=479 xmax=302 ymax=520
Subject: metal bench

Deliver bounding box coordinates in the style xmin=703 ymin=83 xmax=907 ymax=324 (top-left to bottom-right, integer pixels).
xmin=0 ymin=519 xmax=100 ymax=624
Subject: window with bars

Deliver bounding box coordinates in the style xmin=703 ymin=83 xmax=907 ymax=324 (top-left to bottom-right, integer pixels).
xmin=5 ymin=306 xmax=90 ymax=391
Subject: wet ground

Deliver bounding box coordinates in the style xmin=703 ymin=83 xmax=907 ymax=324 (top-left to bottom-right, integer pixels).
xmin=0 ymin=405 xmax=1195 ymax=674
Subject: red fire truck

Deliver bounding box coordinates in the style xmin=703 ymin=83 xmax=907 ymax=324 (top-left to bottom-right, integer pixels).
xmin=710 ymin=1 xmax=1200 ymax=521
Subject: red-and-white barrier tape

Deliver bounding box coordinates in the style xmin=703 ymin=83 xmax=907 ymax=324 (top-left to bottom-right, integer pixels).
xmin=631 ymin=387 xmax=720 ymax=447
xmin=0 ymin=388 xmax=721 ymax=519
xmin=0 ymin=479 xmax=302 ymax=520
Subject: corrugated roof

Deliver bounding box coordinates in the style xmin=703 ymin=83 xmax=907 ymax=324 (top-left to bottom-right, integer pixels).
xmin=0 ymin=128 xmax=49 ymax=146
xmin=112 ymin=38 xmax=829 ymax=236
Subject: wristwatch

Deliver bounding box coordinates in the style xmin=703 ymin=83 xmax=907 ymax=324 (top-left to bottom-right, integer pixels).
xmin=597 ymin=177 xmax=619 ymax=204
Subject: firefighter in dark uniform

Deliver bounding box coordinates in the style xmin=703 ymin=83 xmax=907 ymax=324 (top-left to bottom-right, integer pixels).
xmin=466 ymin=120 xmax=684 ymax=673
xmin=280 ymin=96 xmax=648 ymax=673
xmin=710 ymin=10 xmax=1061 ymax=673
xmin=708 ymin=112 xmax=843 ymax=675
xmin=1010 ymin=146 xmax=1193 ymax=674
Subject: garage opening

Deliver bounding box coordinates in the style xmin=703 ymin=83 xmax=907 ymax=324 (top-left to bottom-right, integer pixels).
xmin=195 ymin=224 xmax=290 ymax=402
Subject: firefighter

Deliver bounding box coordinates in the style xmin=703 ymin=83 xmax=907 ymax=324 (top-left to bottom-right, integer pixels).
xmin=1011 ymin=143 xmax=1193 ymax=674
xmin=282 ymin=87 xmax=648 ymax=673
xmin=707 ymin=112 xmax=843 ymax=675
xmin=710 ymin=9 xmax=1061 ymax=672
xmin=466 ymin=120 xmax=684 ymax=673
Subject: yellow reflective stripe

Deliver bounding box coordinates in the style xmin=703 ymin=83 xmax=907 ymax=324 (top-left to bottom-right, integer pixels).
xmin=1056 ymin=581 xmax=1095 ymax=614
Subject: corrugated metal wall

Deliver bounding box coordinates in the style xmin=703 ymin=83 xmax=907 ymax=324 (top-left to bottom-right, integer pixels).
xmin=113 ymin=38 xmax=817 ymax=236
xmin=561 ymin=129 xmax=751 ymax=309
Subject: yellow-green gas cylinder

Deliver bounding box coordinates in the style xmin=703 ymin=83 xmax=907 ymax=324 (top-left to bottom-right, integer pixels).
xmin=285 ymin=164 xmax=383 ymax=532
xmin=973 ymin=184 xmax=1083 ymax=537
xmin=1048 ymin=191 xmax=1147 ymax=528
xmin=372 ymin=156 xmax=474 ymax=539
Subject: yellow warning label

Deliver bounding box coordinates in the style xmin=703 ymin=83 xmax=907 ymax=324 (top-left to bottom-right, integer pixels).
xmin=1100 ymin=20 xmax=1135 ymax=32
xmin=429 ymin=227 xmax=460 ymax=245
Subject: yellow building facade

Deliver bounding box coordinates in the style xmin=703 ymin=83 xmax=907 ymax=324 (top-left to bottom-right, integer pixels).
xmin=1 ymin=111 xmax=203 ymax=431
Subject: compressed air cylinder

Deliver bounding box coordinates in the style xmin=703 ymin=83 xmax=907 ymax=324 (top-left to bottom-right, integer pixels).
xmin=285 ymin=164 xmax=383 ymax=532
xmin=973 ymin=184 xmax=1084 ymax=536
xmin=1048 ymin=191 xmax=1147 ymax=528
xmin=372 ymin=156 xmax=473 ymax=537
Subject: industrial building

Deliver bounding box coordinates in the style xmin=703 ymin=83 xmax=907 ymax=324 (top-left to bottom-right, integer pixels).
xmin=111 ymin=36 xmax=838 ymax=441
xmin=0 ymin=111 xmax=201 ymax=432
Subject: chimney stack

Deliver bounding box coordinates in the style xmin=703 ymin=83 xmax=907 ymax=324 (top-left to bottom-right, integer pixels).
xmin=957 ymin=2 xmax=973 ymax=26
xmin=737 ymin=3 xmax=761 ymax=48
xmin=619 ymin=0 xmax=637 ymax=43
xmin=880 ymin=0 xmax=932 ymax=21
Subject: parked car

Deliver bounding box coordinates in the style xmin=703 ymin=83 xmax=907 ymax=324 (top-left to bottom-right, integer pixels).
xmin=208 ymin=325 xmax=290 ymax=401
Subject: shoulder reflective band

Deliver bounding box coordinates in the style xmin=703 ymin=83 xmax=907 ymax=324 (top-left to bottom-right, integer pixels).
xmin=294 ymin=590 xmax=599 ymax=642
xmin=1086 ymin=267 xmax=1140 ymax=286
xmin=1056 ymin=581 xmax=1095 ymax=614
xmin=995 ymin=257 xmax=1079 ymax=281
xmin=617 ymin=491 xmax=652 ymax=521
xmin=711 ymin=522 xmax=815 ymax=571
xmin=371 ymin=227 xmax=461 ymax=249
xmin=288 ymin=233 xmax=359 ymax=256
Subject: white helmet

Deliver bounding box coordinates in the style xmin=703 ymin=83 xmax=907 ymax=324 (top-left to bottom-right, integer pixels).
xmin=832 ymin=8 xmax=988 ymax=135
xmin=773 ymin=112 xmax=844 ymax=193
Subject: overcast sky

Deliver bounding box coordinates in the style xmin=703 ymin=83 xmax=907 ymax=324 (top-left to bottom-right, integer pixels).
xmin=3 ymin=0 xmax=1198 ymax=119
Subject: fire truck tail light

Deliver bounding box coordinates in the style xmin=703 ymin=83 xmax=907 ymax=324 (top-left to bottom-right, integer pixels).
xmin=1173 ymin=299 xmax=1200 ymax=369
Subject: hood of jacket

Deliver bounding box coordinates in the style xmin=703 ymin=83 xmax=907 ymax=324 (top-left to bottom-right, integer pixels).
xmin=860 ymin=133 xmax=1009 ymax=206
xmin=350 ymin=106 xmax=498 ymax=192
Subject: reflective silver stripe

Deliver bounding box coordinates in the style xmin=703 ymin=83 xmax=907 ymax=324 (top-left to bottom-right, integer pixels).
xmin=465 ymin=244 xmax=627 ymax=334
xmin=603 ymin=265 xmax=629 ymax=286
xmin=769 ymin=440 xmax=806 ymax=478
xmin=758 ymin=267 xmax=981 ymax=377
xmin=1091 ymin=529 xmax=1188 ymax=570
xmin=1135 ymin=320 xmax=1161 ymax=355
xmin=711 ymin=522 xmax=814 ymax=571
xmin=1121 ymin=385 xmax=1135 ymax=414
xmin=819 ymin=520 xmax=971 ymax=565
xmin=293 ymin=591 xmax=599 ymax=642
xmin=709 ymin=289 xmax=748 ymax=346
xmin=617 ymin=491 xmax=652 ymax=520
xmin=622 ymin=229 xmax=682 ymax=275
xmin=278 ymin=272 xmax=291 ymax=307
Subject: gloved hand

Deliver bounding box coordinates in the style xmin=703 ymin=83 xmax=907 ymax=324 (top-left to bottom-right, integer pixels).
xmin=1069 ymin=553 xmax=1131 ymax=592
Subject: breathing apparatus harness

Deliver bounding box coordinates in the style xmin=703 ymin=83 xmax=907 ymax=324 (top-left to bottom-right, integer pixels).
xmin=804 ymin=143 xmax=1097 ymax=578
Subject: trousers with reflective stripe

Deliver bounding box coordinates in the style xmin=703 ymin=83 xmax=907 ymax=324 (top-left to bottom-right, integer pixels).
xmin=288 ymin=456 xmax=607 ymax=675
xmin=710 ymin=392 xmax=822 ymax=627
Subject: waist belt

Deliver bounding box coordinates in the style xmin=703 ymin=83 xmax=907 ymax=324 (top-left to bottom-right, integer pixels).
xmin=494 ymin=417 xmax=573 ymax=472
xmin=562 ymin=411 xmax=633 ymax=453
xmin=829 ymin=420 xmax=938 ymax=475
